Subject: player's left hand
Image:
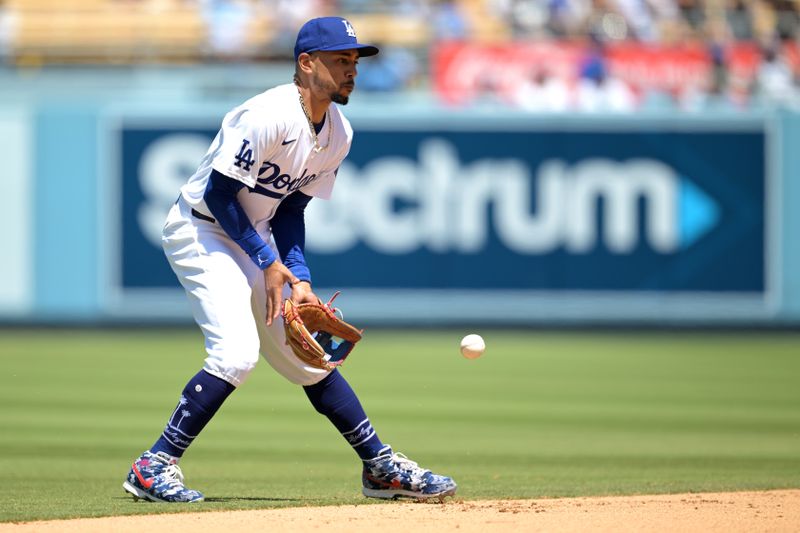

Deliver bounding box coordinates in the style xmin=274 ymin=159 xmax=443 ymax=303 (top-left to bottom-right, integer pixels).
xmin=282 ymin=291 xmax=363 ymax=371
xmin=290 ymin=281 xmax=317 ymax=306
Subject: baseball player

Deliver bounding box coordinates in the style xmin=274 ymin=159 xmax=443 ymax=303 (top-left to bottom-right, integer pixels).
xmin=122 ymin=17 xmax=457 ymax=503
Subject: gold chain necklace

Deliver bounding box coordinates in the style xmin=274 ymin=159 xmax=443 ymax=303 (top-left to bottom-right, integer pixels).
xmin=297 ymin=88 xmax=331 ymax=153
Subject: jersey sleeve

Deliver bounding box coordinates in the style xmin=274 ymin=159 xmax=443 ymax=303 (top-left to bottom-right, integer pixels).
xmin=205 ymin=169 xmax=276 ymax=270
xmin=271 ymin=191 xmax=313 ymax=282
xmin=211 ymin=108 xmax=278 ymax=188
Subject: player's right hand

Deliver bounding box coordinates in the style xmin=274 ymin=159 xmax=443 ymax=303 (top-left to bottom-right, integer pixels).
xmin=264 ymin=262 xmax=300 ymax=326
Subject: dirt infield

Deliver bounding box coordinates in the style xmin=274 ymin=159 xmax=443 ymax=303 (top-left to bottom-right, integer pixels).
xmin=3 ymin=490 xmax=798 ymax=532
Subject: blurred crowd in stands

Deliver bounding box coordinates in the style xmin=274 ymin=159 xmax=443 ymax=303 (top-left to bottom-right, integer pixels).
xmin=0 ymin=0 xmax=798 ymax=111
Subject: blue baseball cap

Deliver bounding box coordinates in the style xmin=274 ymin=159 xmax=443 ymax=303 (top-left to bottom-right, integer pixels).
xmin=294 ymin=17 xmax=379 ymax=60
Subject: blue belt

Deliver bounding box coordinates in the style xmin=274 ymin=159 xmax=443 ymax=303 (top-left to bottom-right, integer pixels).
xmin=191 ymin=208 xmax=215 ymax=224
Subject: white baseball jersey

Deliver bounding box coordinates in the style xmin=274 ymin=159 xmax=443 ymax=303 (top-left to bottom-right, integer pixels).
xmin=163 ymin=83 xmax=355 ymax=388
xmin=180 ymin=83 xmax=353 ymax=226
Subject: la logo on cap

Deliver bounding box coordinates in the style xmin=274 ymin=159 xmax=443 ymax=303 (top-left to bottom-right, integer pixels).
xmin=342 ymin=19 xmax=356 ymax=37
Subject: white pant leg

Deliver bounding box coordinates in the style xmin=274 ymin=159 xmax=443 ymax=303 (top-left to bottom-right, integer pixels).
xmin=162 ymin=200 xmax=330 ymax=387
xmin=250 ymin=270 xmax=330 ymax=386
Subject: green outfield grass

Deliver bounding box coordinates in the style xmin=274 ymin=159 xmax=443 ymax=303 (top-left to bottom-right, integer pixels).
xmin=1 ymin=328 xmax=799 ymax=522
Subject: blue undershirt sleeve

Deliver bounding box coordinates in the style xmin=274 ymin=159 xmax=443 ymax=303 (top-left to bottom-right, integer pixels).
xmin=204 ymin=169 xmax=276 ymax=270
xmin=271 ymin=191 xmax=313 ymax=283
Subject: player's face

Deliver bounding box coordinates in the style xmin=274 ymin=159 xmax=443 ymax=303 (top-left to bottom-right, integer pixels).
xmin=310 ymin=50 xmax=359 ymax=105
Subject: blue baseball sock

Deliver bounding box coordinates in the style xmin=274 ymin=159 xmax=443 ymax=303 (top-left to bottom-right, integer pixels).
xmin=303 ymin=369 xmax=386 ymax=461
xmin=150 ymin=369 xmax=236 ymax=460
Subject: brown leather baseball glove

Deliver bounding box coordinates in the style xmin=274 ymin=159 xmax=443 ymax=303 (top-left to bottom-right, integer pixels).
xmin=282 ymin=292 xmax=363 ymax=371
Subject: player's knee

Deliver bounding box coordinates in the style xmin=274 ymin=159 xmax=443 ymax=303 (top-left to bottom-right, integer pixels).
xmin=204 ymin=357 xmax=258 ymax=387
xmin=204 ymin=339 xmax=260 ymax=386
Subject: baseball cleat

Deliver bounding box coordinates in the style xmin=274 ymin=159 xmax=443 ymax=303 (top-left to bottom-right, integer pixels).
xmin=122 ymin=451 xmax=204 ymax=503
xmin=362 ymin=445 xmax=457 ymax=500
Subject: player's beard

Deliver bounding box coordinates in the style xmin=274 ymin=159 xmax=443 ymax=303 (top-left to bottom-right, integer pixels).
xmin=332 ymin=82 xmax=354 ymax=105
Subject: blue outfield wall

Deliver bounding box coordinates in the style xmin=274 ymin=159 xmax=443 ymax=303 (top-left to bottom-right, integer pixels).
xmin=35 ymin=106 xmax=101 ymax=319
xmin=779 ymin=111 xmax=800 ymax=320
xmin=1 ymin=91 xmax=798 ymax=326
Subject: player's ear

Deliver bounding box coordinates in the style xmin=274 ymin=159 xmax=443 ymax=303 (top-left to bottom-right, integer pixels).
xmin=297 ymin=52 xmax=315 ymax=76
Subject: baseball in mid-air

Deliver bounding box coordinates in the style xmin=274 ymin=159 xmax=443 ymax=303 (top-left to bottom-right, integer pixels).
xmin=460 ymin=334 xmax=485 ymax=359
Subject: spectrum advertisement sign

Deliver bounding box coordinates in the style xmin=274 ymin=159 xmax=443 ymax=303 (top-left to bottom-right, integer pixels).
xmin=114 ymin=120 xmax=767 ymax=320
xmin=307 ymin=130 xmax=764 ymax=292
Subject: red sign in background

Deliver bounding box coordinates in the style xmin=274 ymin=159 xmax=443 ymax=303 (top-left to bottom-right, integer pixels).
xmin=432 ymin=40 xmax=800 ymax=106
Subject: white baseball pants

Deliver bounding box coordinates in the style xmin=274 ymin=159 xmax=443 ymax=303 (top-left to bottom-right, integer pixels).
xmin=161 ymin=199 xmax=330 ymax=387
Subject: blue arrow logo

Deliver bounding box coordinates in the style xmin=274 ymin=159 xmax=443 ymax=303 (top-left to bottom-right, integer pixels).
xmin=678 ymin=178 xmax=720 ymax=250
